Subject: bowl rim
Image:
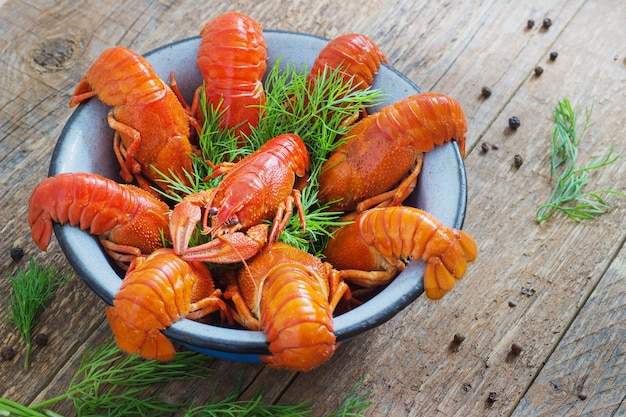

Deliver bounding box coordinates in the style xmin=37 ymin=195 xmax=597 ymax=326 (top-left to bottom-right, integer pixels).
xmin=50 ymin=29 xmax=467 ymax=356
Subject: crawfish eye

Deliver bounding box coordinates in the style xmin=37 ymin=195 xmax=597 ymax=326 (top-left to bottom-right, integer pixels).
xmin=209 ymin=207 xmax=219 ymax=215
xmin=225 ymin=217 xmax=239 ymax=226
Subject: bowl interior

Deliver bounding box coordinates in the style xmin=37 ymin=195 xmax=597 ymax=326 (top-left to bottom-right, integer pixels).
xmin=50 ymin=30 xmax=466 ymax=359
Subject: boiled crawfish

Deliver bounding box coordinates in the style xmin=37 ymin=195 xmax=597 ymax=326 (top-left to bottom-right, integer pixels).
xmin=69 ymin=46 xmax=194 ymax=195
xmin=323 ymin=206 xmax=477 ymax=300
xmin=194 ymin=11 xmax=267 ymax=139
xmin=225 ymin=242 xmax=350 ymax=371
xmin=309 ymin=33 xmax=387 ymax=93
xmin=106 ymin=248 xmax=231 ymax=361
xmin=27 ymin=172 xmax=170 ymax=269
xmin=170 ymin=133 xmax=310 ymax=262
xmin=318 ymin=92 xmax=467 ymax=213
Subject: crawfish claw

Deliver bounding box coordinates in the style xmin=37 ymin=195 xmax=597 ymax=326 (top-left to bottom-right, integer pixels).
xmin=170 ymin=200 xmax=202 ymax=255
xmin=180 ymin=224 xmax=269 ymax=264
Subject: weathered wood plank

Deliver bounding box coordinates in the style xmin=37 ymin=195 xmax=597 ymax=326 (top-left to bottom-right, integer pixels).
xmin=511 ymin=242 xmax=626 ymax=416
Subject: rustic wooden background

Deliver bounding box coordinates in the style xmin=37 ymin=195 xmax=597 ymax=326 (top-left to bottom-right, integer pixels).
xmin=1 ymin=0 xmax=625 ymax=416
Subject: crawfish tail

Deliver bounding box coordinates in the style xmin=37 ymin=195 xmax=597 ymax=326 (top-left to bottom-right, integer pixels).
xmin=259 ymin=263 xmax=336 ymax=371
xmin=27 ymin=172 xmax=170 ymax=252
xmin=376 ymin=92 xmax=468 ymax=157
xmin=309 ymin=33 xmax=388 ymax=90
xmin=70 ymin=46 xmax=165 ymax=108
xmin=106 ymin=248 xmax=212 ymax=361
xmin=198 ymin=12 xmax=267 ymax=137
xmin=198 ymin=12 xmax=267 ymax=92
xmin=357 ymin=206 xmax=477 ymax=299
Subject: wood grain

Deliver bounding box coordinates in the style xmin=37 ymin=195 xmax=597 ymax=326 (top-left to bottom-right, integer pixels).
xmin=512 ymin=243 xmax=626 ymax=416
xmin=1 ymin=0 xmax=625 ymax=416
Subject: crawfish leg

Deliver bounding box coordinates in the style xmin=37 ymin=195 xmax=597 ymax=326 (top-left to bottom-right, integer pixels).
xmin=326 ymin=267 xmax=361 ymax=312
xmin=98 ymin=236 xmax=143 ymax=270
xmin=268 ymin=190 xmax=306 ymax=243
xmin=109 ymin=114 xmax=142 ymax=183
xmin=356 ymin=156 xmax=423 ymax=213
xmin=169 ymin=72 xmax=203 ymax=136
xmin=339 ymin=268 xmax=399 ymax=289
xmin=223 ymin=285 xmax=261 ymax=330
xmin=186 ymin=289 xmax=234 ymax=325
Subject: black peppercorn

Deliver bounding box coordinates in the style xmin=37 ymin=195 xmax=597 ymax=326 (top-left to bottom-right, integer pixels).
xmin=34 ymin=333 xmax=48 ymax=347
xmin=543 ymin=18 xmax=552 ymax=28
xmin=453 ymin=333 xmax=466 ymax=344
xmin=481 ymin=142 xmax=489 ymax=153
xmin=534 ymin=66 xmax=544 ymax=76
xmin=508 ymin=116 xmax=521 ymax=130
xmin=508 ymin=300 xmax=518 ymax=307
xmin=549 ymin=51 xmax=558 ymax=61
xmin=513 ymin=154 xmax=523 ymax=168
xmin=1 ymin=347 xmax=15 ymax=361
xmin=511 ymin=342 xmax=523 ymax=354
xmin=527 ymin=19 xmax=535 ymax=29
xmin=578 ymin=391 xmax=588 ymax=400
xmin=487 ymin=392 xmax=498 ymax=403
xmin=10 ymin=246 xmax=24 ymax=262
xmin=481 ymin=86 xmax=492 ymax=98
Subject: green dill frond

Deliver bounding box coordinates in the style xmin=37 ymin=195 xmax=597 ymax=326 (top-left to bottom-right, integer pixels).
xmin=152 ymin=166 xmax=201 ymax=203
xmin=277 ymin=185 xmax=352 ymax=256
xmin=536 ymin=98 xmax=625 ymax=223
xmin=2 ymin=260 xmax=70 ymax=370
xmin=253 ymin=58 xmax=384 ymax=180
xmin=2 ymin=337 xmax=372 ymax=416
xmin=324 ymin=380 xmax=372 ymax=417
xmin=196 ymin=88 xmax=251 ymax=166
xmin=30 ymin=338 xmax=210 ymax=416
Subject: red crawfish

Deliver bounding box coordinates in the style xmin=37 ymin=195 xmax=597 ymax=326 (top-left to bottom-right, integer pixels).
xmin=317 ymin=92 xmax=467 ymax=213
xmin=195 ymin=11 xmax=267 ymax=139
xmin=309 ymin=33 xmax=388 ymax=92
xmin=27 ymin=172 xmax=170 ymax=269
xmin=69 ymin=46 xmax=194 ymax=195
xmin=224 ymin=242 xmax=350 ymax=371
xmin=323 ymin=206 xmax=478 ymax=300
xmin=170 ymin=133 xmax=310 ymax=263
xmin=106 ymin=248 xmax=232 ymax=361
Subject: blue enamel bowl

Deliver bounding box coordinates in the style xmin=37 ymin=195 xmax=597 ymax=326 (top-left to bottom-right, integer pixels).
xmin=50 ymin=30 xmax=467 ymax=363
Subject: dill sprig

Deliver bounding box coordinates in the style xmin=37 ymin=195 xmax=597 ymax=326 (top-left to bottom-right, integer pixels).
xmin=183 ymin=390 xmax=311 ymax=417
xmin=277 ymin=185 xmax=351 ymax=256
xmin=323 ymin=380 xmax=372 ymax=417
xmin=0 ymin=338 xmax=371 ymax=417
xmin=536 ymin=98 xmax=625 ymax=223
xmin=2 ymin=259 xmax=70 ymax=370
xmin=252 ymin=59 xmax=384 ymax=181
xmin=24 ymin=337 xmax=209 ymax=416
xmin=195 ymin=90 xmax=251 ymax=172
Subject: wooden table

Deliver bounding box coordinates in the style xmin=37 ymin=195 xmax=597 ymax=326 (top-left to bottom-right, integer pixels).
xmin=1 ymin=0 xmax=625 ymax=415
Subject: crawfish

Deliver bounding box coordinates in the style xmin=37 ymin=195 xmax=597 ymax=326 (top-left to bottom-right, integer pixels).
xmin=69 ymin=46 xmax=194 ymax=195
xmin=106 ymin=248 xmax=232 ymax=361
xmin=309 ymin=33 xmax=387 ymax=93
xmin=28 ymin=172 xmax=171 ymax=269
xmin=194 ymin=12 xmax=267 ymax=139
xmin=317 ymin=92 xmax=467 ymax=213
xmin=323 ymin=206 xmax=477 ymax=300
xmin=170 ymin=133 xmax=310 ymax=262
xmin=225 ymin=242 xmax=350 ymax=371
